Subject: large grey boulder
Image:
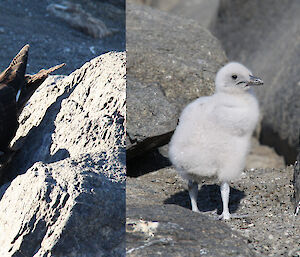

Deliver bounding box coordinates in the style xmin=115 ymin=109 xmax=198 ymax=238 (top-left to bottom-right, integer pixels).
xmin=0 ymin=51 xmax=126 ymax=256
xmin=126 ymin=204 xmax=255 ymax=257
xmin=0 ymin=155 xmax=125 ymax=257
xmin=127 ymin=3 xmax=227 ymax=159
xmin=127 ymin=78 xmax=178 ymax=159
xmin=128 ymin=0 xmax=220 ymax=28
xmin=212 ymin=0 xmax=300 ymax=163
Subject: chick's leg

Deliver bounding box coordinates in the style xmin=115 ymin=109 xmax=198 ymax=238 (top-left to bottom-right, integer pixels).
xmin=219 ymin=181 xmax=231 ymax=220
xmin=188 ymin=180 xmax=200 ymax=213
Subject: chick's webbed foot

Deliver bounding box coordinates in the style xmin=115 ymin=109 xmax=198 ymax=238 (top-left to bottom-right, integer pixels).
xmin=217 ymin=212 xmax=248 ymax=220
xmin=218 ymin=212 xmax=231 ymax=220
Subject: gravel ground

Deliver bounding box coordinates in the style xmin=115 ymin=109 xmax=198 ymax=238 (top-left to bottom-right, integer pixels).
xmin=127 ymin=165 xmax=300 ymax=256
xmin=224 ymin=166 xmax=299 ymax=257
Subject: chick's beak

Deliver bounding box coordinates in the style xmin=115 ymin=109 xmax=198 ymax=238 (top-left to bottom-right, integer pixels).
xmin=248 ymin=75 xmax=264 ymax=86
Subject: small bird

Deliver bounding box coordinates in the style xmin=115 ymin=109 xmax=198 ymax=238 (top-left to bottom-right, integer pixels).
xmin=169 ymin=62 xmax=263 ymax=220
xmin=0 ymin=44 xmax=65 ymax=161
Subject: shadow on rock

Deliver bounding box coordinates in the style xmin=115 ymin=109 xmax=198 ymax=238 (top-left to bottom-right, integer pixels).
xmin=164 ymin=184 xmax=246 ymax=215
xmin=127 ymin=149 xmax=171 ymax=177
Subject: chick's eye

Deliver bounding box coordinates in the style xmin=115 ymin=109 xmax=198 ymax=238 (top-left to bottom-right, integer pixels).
xmin=232 ymin=75 xmax=237 ymax=80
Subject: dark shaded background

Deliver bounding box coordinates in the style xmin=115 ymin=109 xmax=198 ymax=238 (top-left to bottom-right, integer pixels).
xmin=0 ymin=0 xmax=125 ymax=75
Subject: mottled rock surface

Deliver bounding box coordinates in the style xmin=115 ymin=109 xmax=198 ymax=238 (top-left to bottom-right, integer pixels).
xmin=6 ymin=52 xmax=126 ymax=178
xmin=212 ymin=0 xmax=300 ymax=163
xmin=0 ymin=155 xmax=125 ymax=257
xmin=127 ymin=3 xmax=227 ymax=159
xmin=127 ymin=79 xmax=178 ymax=159
xmin=128 ymin=0 xmax=220 ymax=28
xmin=0 ymin=51 xmax=126 ymax=256
xmin=127 ymin=165 xmax=299 ymax=256
xmin=127 ymin=204 xmax=255 ymax=257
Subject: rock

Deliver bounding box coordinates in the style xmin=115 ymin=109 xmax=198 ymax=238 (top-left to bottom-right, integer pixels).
xmin=127 ymin=165 xmax=300 ymax=256
xmin=293 ymin=138 xmax=300 ymax=214
xmin=0 ymin=155 xmax=125 ymax=257
xmin=128 ymin=0 xmax=220 ymax=28
xmin=47 ymin=1 xmax=118 ymax=39
xmin=126 ymin=79 xmax=178 ymax=159
xmin=126 ymin=204 xmax=255 ymax=257
xmin=126 ymin=167 xmax=240 ymax=212
xmin=4 ymin=51 xmax=126 ymax=179
xmin=245 ymin=137 xmax=285 ymax=170
xmin=0 ymin=0 xmax=125 ymax=76
xmin=127 ymin=3 xmax=227 ymax=159
xmin=0 ymin=51 xmax=126 ymax=256
xmin=212 ymin=0 xmax=300 ymax=163
xmin=101 ymin=0 xmax=125 ymax=8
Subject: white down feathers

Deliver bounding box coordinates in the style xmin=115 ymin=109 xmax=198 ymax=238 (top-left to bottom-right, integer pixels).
xmin=169 ymin=62 xmax=260 ymax=182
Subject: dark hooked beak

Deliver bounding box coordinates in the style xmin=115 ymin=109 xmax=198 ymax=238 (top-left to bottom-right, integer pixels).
xmin=248 ymin=75 xmax=264 ymax=86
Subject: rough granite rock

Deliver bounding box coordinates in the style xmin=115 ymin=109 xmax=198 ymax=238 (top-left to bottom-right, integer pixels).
xmin=212 ymin=0 xmax=300 ymax=163
xmin=5 ymin=51 xmax=126 ymax=179
xmin=126 ymin=204 xmax=255 ymax=257
xmin=127 ymin=3 xmax=227 ymax=159
xmin=0 ymin=51 xmax=126 ymax=256
xmin=127 ymin=166 xmax=300 ymax=256
xmin=0 ymin=155 xmax=125 ymax=257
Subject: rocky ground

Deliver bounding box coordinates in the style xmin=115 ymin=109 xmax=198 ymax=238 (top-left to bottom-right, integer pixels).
xmin=228 ymin=167 xmax=299 ymax=257
xmin=127 ymin=158 xmax=299 ymax=257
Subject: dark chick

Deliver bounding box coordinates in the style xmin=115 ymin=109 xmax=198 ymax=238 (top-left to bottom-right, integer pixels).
xmin=0 ymin=45 xmax=64 ymax=158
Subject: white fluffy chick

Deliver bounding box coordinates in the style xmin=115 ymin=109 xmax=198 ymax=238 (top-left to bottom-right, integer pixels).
xmin=169 ymin=62 xmax=263 ymax=220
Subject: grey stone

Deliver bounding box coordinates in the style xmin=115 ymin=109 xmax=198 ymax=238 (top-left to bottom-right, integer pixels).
xmin=5 ymin=51 xmax=126 ymax=179
xmin=294 ymin=138 xmax=300 ymax=213
xmin=212 ymin=0 xmax=300 ymax=163
xmin=127 ymin=3 xmax=227 ymax=158
xmin=0 ymin=51 xmax=126 ymax=256
xmin=128 ymin=0 xmax=220 ymax=28
xmin=0 ymin=0 xmax=125 ymax=76
xmin=126 ymin=204 xmax=255 ymax=257
xmin=126 ymin=78 xmax=178 ymax=159
xmin=47 ymin=1 xmax=119 ymax=39
xmin=127 ymin=165 xmax=299 ymax=256
xmin=0 ymin=155 xmax=125 ymax=257
xmin=102 ymin=0 xmax=125 ymax=8
xmin=245 ymin=137 xmax=285 ymax=170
